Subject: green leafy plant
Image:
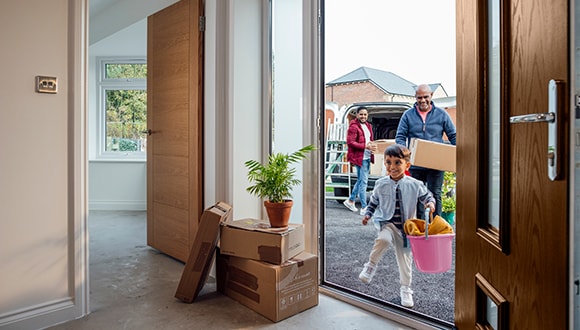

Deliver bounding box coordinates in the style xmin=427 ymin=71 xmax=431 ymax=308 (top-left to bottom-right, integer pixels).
xmin=441 ymin=195 xmax=456 ymax=213
xmin=441 ymin=171 xmax=456 ymax=213
xmin=245 ymin=145 xmax=316 ymax=203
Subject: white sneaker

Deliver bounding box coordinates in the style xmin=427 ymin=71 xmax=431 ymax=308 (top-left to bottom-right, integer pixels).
xmin=400 ymin=286 xmax=414 ymax=308
xmin=358 ymin=262 xmax=377 ymax=284
xmin=359 ymin=207 xmax=367 ymax=216
xmin=343 ymin=200 xmax=358 ymax=212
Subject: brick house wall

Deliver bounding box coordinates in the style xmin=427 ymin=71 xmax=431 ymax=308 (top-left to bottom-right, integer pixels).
xmin=325 ymin=81 xmax=414 ymax=110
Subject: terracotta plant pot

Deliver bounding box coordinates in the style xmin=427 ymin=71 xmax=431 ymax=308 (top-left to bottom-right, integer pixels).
xmin=264 ymin=200 xmax=293 ymax=228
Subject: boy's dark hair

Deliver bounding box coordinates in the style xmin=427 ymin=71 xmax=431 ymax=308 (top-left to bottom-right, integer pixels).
xmin=384 ymin=144 xmax=411 ymax=162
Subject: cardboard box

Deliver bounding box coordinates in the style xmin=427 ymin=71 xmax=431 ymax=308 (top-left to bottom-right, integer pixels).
xmin=370 ymin=140 xmax=395 ymax=176
xmin=216 ymin=251 xmax=319 ymax=322
xmin=409 ymin=138 xmax=456 ymax=172
xmin=220 ymin=219 xmax=305 ymax=265
xmin=174 ymin=202 xmax=232 ymax=303
xmin=373 ymin=139 xmax=396 ymax=155
xmin=370 ymin=153 xmax=385 ymax=176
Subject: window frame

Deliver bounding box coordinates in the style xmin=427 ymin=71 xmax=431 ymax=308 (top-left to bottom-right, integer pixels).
xmin=96 ymin=56 xmax=147 ymax=160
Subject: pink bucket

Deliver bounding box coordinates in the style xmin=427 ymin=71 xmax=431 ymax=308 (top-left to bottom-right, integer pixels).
xmin=407 ymin=233 xmax=455 ymax=274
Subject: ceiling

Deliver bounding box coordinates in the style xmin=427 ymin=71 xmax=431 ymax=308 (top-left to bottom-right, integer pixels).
xmin=89 ymin=0 xmax=117 ymax=18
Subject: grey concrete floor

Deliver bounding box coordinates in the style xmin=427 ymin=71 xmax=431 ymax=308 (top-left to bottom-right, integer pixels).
xmin=48 ymin=210 xmax=413 ymax=330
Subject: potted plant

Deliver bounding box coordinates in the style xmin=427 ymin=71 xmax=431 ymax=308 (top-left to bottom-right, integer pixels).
xmin=441 ymin=171 xmax=456 ymax=224
xmin=245 ymin=144 xmax=316 ymax=228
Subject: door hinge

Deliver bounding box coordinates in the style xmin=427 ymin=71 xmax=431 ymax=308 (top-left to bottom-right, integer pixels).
xmin=576 ymin=94 xmax=580 ymax=119
xmin=199 ymin=16 xmax=205 ymax=32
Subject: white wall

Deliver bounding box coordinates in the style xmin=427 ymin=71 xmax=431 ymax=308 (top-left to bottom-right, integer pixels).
xmin=272 ymin=0 xmax=306 ymax=223
xmin=88 ymin=19 xmax=148 ymax=210
xmin=228 ymin=0 xmax=264 ymax=220
xmin=0 ymin=1 xmax=87 ymax=328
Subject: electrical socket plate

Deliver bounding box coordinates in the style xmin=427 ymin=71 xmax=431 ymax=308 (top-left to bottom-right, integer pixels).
xmin=36 ymin=76 xmax=57 ymax=94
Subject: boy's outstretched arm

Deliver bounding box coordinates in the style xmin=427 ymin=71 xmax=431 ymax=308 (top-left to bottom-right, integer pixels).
xmin=362 ymin=215 xmax=371 ymax=225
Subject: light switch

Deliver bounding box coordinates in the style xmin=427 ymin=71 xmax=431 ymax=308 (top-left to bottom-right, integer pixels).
xmin=36 ymin=76 xmax=57 ymax=94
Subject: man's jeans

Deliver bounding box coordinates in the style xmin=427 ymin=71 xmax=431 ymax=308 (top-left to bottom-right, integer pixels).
xmin=349 ymin=158 xmax=370 ymax=209
xmin=409 ymin=166 xmax=444 ymax=218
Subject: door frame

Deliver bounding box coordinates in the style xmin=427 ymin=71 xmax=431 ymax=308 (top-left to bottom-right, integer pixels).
xmin=317 ymin=0 xmax=577 ymax=328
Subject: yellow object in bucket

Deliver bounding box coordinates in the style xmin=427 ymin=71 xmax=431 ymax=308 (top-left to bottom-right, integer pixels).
xmin=404 ymin=214 xmax=454 ymax=236
xmin=404 ymin=211 xmax=455 ymax=274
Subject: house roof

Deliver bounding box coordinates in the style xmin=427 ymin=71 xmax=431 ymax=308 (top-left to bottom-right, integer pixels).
xmin=327 ymin=66 xmax=445 ymax=97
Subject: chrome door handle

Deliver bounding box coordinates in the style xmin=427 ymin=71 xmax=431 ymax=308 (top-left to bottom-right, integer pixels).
xmin=509 ymin=79 xmax=564 ymax=181
xmin=509 ymin=112 xmax=554 ymax=123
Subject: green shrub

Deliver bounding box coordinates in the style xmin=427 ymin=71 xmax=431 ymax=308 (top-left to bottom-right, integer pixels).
xmin=441 ymin=171 xmax=456 ymax=213
xmin=119 ymin=138 xmax=138 ymax=151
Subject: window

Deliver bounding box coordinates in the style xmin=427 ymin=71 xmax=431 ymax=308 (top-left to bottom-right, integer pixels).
xmin=97 ymin=57 xmax=147 ymax=160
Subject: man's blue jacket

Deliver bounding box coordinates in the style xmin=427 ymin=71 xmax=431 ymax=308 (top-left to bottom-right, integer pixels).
xmin=395 ymin=102 xmax=457 ymax=147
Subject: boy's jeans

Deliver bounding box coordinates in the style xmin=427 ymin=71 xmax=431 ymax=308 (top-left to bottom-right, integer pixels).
xmin=349 ymin=158 xmax=370 ymax=209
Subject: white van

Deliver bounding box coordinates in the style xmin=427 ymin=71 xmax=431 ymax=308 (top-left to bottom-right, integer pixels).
xmin=326 ymin=102 xmax=411 ymax=201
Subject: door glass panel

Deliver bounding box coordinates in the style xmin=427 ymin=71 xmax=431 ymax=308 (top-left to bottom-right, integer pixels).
xmin=488 ymin=0 xmax=501 ymax=230
xmin=323 ymin=0 xmax=456 ymax=326
xmin=476 ymin=273 xmax=508 ymax=329
xmin=486 ymin=296 xmax=499 ymax=329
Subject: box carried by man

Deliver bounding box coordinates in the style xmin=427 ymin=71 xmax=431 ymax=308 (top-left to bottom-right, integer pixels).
xmin=409 ymin=138 xmax=456 ymax=172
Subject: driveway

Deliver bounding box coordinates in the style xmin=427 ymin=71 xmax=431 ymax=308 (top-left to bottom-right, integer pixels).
xmin=323 ymin=198 xmax=455 ymax=324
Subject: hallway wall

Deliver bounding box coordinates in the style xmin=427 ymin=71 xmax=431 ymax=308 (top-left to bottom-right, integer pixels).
xmin=0 ymin=1 xmax=86 ymax=328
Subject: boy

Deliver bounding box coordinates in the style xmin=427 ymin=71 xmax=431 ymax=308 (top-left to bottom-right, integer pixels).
xmin=359 ymin=144 xmax=435 ymax=308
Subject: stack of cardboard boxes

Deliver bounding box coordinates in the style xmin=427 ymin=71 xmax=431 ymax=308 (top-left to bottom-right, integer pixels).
xmin=175 ymin=203 xmax=319 ymax=322
xmin=217 ymin=218 xmax=318 ymax=322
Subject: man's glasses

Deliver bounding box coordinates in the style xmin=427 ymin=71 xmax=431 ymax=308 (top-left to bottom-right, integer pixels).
xmin=416 ymin=95 xmax=430 ymax=100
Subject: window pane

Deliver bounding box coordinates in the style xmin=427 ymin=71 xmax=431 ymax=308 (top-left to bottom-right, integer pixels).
xmin=105 ymin=89 xmax=147 ymax=152
xmin=105 ymin=63 xmax=147 ymax=79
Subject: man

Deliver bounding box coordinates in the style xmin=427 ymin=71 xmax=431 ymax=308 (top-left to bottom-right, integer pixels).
xmin=343 ymin=106 xmax=377 ymax=215
xmin=395 ymin=84 xmax=456 ymax=217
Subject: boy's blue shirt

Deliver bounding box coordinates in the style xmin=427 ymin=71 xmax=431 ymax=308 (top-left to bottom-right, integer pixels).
xmin=365 ymin=175 xmax=435 ymax=230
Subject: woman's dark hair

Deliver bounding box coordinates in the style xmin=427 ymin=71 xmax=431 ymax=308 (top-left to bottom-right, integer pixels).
xmin=384 ymin=144 xmax=411 ymax=162
xmin=356 ymin=106 xmax=368 ymax=114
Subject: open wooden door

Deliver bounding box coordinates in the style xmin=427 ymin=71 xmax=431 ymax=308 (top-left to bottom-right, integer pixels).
xmin=456 ymin=0 xmax=569 ymax=328
xmin=146 ymin=0 xmax=204 ymax=262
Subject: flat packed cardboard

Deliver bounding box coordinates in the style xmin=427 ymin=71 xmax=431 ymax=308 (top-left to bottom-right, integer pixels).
xmin=216 ymin=251 xmax=319 ymax=322
xmin=409 ymin=138 xmax=456 ymax=172
xmin=175 ymin=202 xmax=232 ymax=303
xmin=220 ymin=219 xmax=305 ymax=265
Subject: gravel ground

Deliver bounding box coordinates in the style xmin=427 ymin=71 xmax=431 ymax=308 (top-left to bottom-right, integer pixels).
xmin=323 ymin=198 xmax=455 ymax=324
